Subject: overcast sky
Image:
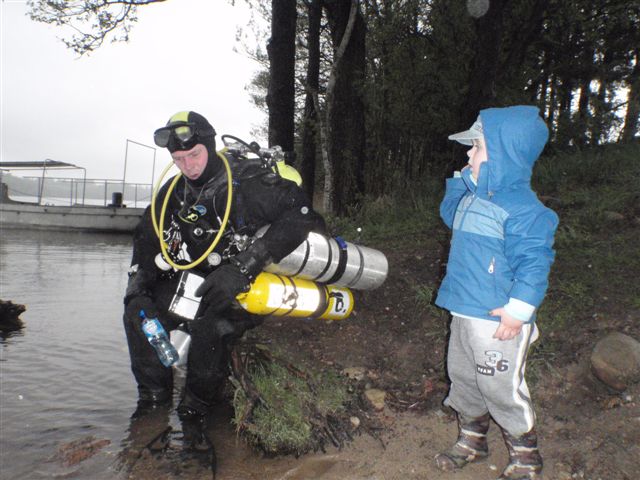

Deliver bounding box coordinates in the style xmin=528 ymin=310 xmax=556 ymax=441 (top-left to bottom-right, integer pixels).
xmin=1 ymin=0 xmax=266 ymax=185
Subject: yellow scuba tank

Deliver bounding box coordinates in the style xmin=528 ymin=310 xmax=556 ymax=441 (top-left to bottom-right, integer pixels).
xmin=236 ymin=272 xmax=354 ymax=321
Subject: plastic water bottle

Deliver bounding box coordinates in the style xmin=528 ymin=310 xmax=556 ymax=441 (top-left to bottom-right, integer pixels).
xmin=139 ymin=310 xmax=179 ymax=367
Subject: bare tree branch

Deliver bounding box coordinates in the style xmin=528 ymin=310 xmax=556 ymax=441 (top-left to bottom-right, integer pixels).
xmin=27 ymin=0 xmax=166 ymax=55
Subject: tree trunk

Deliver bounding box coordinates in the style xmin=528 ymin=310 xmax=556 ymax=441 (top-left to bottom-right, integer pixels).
xmin=621 ymin=49 xmax=640 ymax=143
xmin=500 ymin=0 xmax=548 ymax=93
xmin=301 ymin=0 xmax=322 ymax=200
xmin=575 ymin=41 xmax=594 ymax=147
xmin=555 ymin=75 xmax=574 ymax=148
xmin=537 ymin=51 xmax=551 ymax=115
xmin=591 ymin=79 xmax=607 ymax=145
xmin=574 ymin=30 xmax=595 ymax=147
xmin=575 ymin=76 xmax=591 ymax=147
xmin=591 ymin=49 xmax=613 ymax=145
xmin=267 ymin=0 xmax=297 ymax=153
xmin=462 ymin=0 xmax=507 ymax=125
xmin=547 ymin=74 xmax=558 ymax=139
xmin=324 ymin=0 xmax=366 ymax=216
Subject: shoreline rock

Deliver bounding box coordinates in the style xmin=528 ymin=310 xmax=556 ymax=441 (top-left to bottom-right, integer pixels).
xmin=590 ymin=331 xmax=640 ymax=391
xmin=0 ymin=299 xmax=26 ymax=333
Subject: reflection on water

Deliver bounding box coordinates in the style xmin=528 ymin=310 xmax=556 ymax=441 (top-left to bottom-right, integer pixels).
xmin=0 ymin=229 xmax=135 ymax=479
xmin=0 ymin=229 xmax=335 ymax=479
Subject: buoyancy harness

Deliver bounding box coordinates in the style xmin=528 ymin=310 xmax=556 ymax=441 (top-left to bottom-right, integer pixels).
xmin=151 ymin=138 xmax=303 ymax=272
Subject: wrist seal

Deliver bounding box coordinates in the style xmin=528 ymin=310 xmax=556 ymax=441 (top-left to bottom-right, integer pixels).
xmin=230 ymin=239 xmax=273 ymax=281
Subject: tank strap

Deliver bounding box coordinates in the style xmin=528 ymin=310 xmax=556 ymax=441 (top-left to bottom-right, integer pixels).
xmin=325 ymin=236 xmax=349 ymax=285
xmin=311 ymin=284 xmax=330 ymax=319
xmin=313 ymin=235 xmax=334 ymax=281
xmin=291 ymin=238 xmax=311 ymax=277
xmin=345 ymin=243 xmax=366 ymax=288
xmin=280 ymin=275 xmax=298 ymax=317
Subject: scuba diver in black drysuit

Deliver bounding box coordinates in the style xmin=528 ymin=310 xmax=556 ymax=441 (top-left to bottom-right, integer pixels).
xmin=122 ymin=111 xmax=325 ymax=463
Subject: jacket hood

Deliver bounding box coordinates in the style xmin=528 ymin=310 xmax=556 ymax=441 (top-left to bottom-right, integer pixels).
xmin=479 ymin=105 xmax=548 ymax=193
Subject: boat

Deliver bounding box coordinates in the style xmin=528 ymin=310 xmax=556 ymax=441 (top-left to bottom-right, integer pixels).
xmin=0 ymin=160 xmax=146 ymax=233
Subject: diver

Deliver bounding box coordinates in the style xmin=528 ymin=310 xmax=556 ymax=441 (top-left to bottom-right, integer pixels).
xmin=122 ymin=111 xmax=325 ymax=466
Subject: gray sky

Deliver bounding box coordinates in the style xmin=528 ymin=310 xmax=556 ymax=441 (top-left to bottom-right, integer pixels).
xmin=1 ymin=0 xmax=266 ymax=185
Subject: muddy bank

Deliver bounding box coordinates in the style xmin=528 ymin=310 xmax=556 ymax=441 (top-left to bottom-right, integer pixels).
xmin=242 ymin=227 xmax=640 ymax=480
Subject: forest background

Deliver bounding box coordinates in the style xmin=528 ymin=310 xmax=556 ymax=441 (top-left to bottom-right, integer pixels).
xmin=27 ymin=0 xmax=640 ymax=216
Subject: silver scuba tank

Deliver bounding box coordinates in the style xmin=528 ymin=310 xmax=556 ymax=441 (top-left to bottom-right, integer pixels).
xmin=257 ymin=227 xmax=388 ymax=290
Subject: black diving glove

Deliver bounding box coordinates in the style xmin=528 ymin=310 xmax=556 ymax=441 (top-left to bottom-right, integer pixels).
xmin=195 ymin=240 xmax=273 ymax=315
xmin=194 ymin=264 xmax=251 ymax=314
xmin=125 ymin=295 xmax=159 ymax=319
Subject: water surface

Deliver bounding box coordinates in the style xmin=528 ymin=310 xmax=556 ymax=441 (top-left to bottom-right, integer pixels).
xmin=0 ymin=229 xmax=341 ymax=479
xmin=1 ymin=229 xmax=136 ymax=478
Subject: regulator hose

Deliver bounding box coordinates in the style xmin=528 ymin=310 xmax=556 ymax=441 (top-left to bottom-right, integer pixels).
xmin=150 ymin=151 xmax=233 ymax=270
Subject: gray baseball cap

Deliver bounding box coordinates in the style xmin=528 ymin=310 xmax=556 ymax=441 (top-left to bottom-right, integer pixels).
xmin=448 ymin=116 xmax=483 ymax=145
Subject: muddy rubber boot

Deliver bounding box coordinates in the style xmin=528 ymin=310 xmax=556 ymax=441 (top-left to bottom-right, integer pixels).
xmin=172 ymin=412 xmax=217 ymax=479
xmin=131 ymin=387 xmax=171 ymax=419
xmin=177 ymin=389 xmax=213 ymax=452
xmin=497 ymin=428 xmax=543 ymax=480
xmin=434 ymin=412 xmax=490 ymax=471
xmin=179 ymin=412 xmax=213 ymax=453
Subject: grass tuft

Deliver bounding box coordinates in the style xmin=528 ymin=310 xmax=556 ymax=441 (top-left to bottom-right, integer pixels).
xmin=231 ymin=349 xmax=350 ymax=456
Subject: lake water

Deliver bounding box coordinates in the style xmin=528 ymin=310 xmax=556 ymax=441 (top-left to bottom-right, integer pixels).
xmin=0 ymin=229 xmax=328 ymax=479
xmin=0 ymin=230 xmax=134 ymax=478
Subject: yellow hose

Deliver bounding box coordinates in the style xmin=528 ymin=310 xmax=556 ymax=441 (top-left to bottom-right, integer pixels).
xmin=150 ymin=151 xmax=233 ymax=270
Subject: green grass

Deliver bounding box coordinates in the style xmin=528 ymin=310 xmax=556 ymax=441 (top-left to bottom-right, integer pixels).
xmin=236 ymin=362 xmax=312 ymax=454
xmin=232 ymin=352 xmax=349 ymax=455
xmin=331 ymin=142 xmax=640 ymax=366
xmin=533 ymin=143 xmax=640 ymax=330
xmin=326 ymin=176 xmax=443 ymax=245
xmin=525 ymin=143 xmax=640 ymax=379
xmin=413 ymin=283 xmax=444 ymax=318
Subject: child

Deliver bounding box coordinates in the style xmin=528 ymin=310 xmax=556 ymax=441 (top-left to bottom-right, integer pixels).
xmin=434 ymin=106 xmax=558 ymax=479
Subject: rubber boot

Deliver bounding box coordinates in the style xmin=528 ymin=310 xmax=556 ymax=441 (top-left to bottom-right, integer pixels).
xmin=177 ymin=389 xmax=214 ymax=453
xmin=497 ymin=428 xmax=543 ymax=480
xmin=434 ymin=412 xmax=490 ymax=471
xmin=176 ymin=389 xmax=217 ymax=477
xmin=131 ymin=387 xmax=171 ymax=419
xmin=180 ymin=413 xmax=213 ymax=453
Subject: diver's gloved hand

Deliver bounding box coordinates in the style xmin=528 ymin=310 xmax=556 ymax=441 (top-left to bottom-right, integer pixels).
xmin=125 ymin=295 xmax=159 ymax=319
xmin=231 ymin=238 xmax=273 ymax=281
xmin=195 ymin=264 xmax=250 ymax=314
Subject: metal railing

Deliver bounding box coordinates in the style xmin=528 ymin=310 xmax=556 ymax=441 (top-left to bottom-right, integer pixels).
xmin=1 ymin=174 xmax=153 ymax=208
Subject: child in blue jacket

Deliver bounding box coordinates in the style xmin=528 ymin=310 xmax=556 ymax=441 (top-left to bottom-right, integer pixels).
xmin=434 ymin=106 xmax=558 ymax=480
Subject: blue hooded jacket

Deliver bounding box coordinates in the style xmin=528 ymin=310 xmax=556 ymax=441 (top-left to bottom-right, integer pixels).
xmin=435 ymin=106 xmax=559 ymax=323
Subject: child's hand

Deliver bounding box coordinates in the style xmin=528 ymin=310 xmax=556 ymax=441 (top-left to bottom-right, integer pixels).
xmin=490 ymin=307 xmax=524 ymax=340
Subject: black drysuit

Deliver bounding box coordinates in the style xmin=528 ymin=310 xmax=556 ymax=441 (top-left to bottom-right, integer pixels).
xmin=122 ymin=151 xmax=324 ymax=410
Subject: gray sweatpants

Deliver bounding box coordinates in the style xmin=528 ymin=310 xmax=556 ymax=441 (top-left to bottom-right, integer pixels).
xmin=444 ymin=315 xmax=539 ymax=436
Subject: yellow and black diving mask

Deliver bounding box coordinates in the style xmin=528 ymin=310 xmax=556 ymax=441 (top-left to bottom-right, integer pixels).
xmin=154 ymin=111 xmax=217 ymax=156
xmin=154 ymin=122 xmax=201 ymax=152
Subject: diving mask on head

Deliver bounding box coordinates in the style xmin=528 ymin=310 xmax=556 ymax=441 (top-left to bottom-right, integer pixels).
xmin=154 ymin=121 xmax=216 ymax=153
